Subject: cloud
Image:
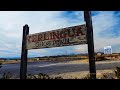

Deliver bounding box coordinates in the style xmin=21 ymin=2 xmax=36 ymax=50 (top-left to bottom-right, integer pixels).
xmin=73 ymin=45 xmax=88 ymax=53
xmin=1 ymin=11 xmax=120 ymax=58
xmin=92 ymin=11 xmax=120 ymax=52
xmin=70 ymin=11 xmax=120 ymax=53
xmin=0 ymin=11 xmax=77 ymax=58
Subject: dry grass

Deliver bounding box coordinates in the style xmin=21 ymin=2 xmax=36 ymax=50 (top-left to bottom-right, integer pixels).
xmin=1 ymin=60 xmax=21 ymax=64
xmin=1 ymin=59 xmax=44 ymax=64
xmin=50 ymin=69 xmax=115 ymax=79
xmin=1 ymin=58 xmax=89 ymax=64
xmin=1 ymin=53 xmax=120 ymax=64
xmin=67 ymin=59 xmax=89 ymax=64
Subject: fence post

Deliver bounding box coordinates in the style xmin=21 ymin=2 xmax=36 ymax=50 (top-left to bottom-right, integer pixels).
xmin=84 ymin=11 xmax=96 ymax=79
xmin=20 ymin=24 xmax=29 ymax=79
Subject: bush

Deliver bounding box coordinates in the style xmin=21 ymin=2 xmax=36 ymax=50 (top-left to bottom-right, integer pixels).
xmin=114 ymin=66 xmax=120 ymax=79
xmin=1 ymin=72 xmax=12 ymax=79
xmin=82 ymin=74 xmax=94 ymax=79
xmin=27 ymin=73 xmax=63 ymax=79
xmin=27 ymin=73 xmax=52 ymax=79
xmin=54 ymin=76 xmax=63 ymax=79
xmin=100 ymin=66 xmax=120 ymax=79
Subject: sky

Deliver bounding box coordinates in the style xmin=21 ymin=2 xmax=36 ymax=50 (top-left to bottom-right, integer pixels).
xmin=0 ymin=11 xmax=120 ymax=58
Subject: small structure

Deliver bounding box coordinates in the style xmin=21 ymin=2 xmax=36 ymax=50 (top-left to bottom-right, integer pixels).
xmin=104 ymin=46 xmax=112 ymax=54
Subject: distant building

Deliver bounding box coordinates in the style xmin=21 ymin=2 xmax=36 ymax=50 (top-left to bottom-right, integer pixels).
xmin=104 ymin=46 xmax=112 ymax=54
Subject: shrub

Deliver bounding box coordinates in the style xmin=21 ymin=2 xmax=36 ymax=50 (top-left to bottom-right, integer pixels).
xmin=82 ymin=74 xmax=92 ymax=79
xmin=100 ymin=66 xmax=120 ymax=79
xmin=27 ymin=73 xmax=52 ymax=79
xmin=1 ymin=72 xmax=12 ymax=79
xmin=54 ymin=76 xmax=63 ymax=79
xmin=27 ymin=73 xmax=63 ymax=79
xmin=114 ymin=66 xmax=120 ymax=79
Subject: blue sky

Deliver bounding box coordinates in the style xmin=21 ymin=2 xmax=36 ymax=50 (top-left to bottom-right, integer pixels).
xmin=0 ymin=11 xmax=120 ymax=58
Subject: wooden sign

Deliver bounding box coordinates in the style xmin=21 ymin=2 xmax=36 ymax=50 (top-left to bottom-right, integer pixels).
xmin=20 ymin=11 xmax=96 ymax=79
xmin=26 ymin=24 xmax=87 ymax=50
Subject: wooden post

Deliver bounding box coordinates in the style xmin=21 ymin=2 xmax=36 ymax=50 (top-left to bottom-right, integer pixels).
xmin=84 ymin=11 xmax=96 ymax=79
xmin=20 ymin=24 xmax=29 ymax=79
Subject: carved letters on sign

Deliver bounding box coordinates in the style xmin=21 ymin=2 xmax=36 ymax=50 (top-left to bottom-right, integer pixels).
xmin=26 ymin=24 xmax=87 ymax=50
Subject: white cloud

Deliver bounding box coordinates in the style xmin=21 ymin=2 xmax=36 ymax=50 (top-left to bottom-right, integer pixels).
xmin=73 ymin=45 xmax=88 ymax=53
xmin=0 ymin=11 xmax=73 ymax=58
xmin=73 ymin=11 xmax=120 ymax=53
xmin=92 ymin=11 xmax=120 ymax=52
xmin=1 ymin=11 xmax=120 ymax=58
xmin=29 ymin=49 xmax=47 ymax=54
xmin=92 ymin=11 xmax=117 ymax=36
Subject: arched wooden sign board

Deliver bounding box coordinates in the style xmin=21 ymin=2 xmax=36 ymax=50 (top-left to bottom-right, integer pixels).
xmin=20 ymin=11 xmax=96 ymax=79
